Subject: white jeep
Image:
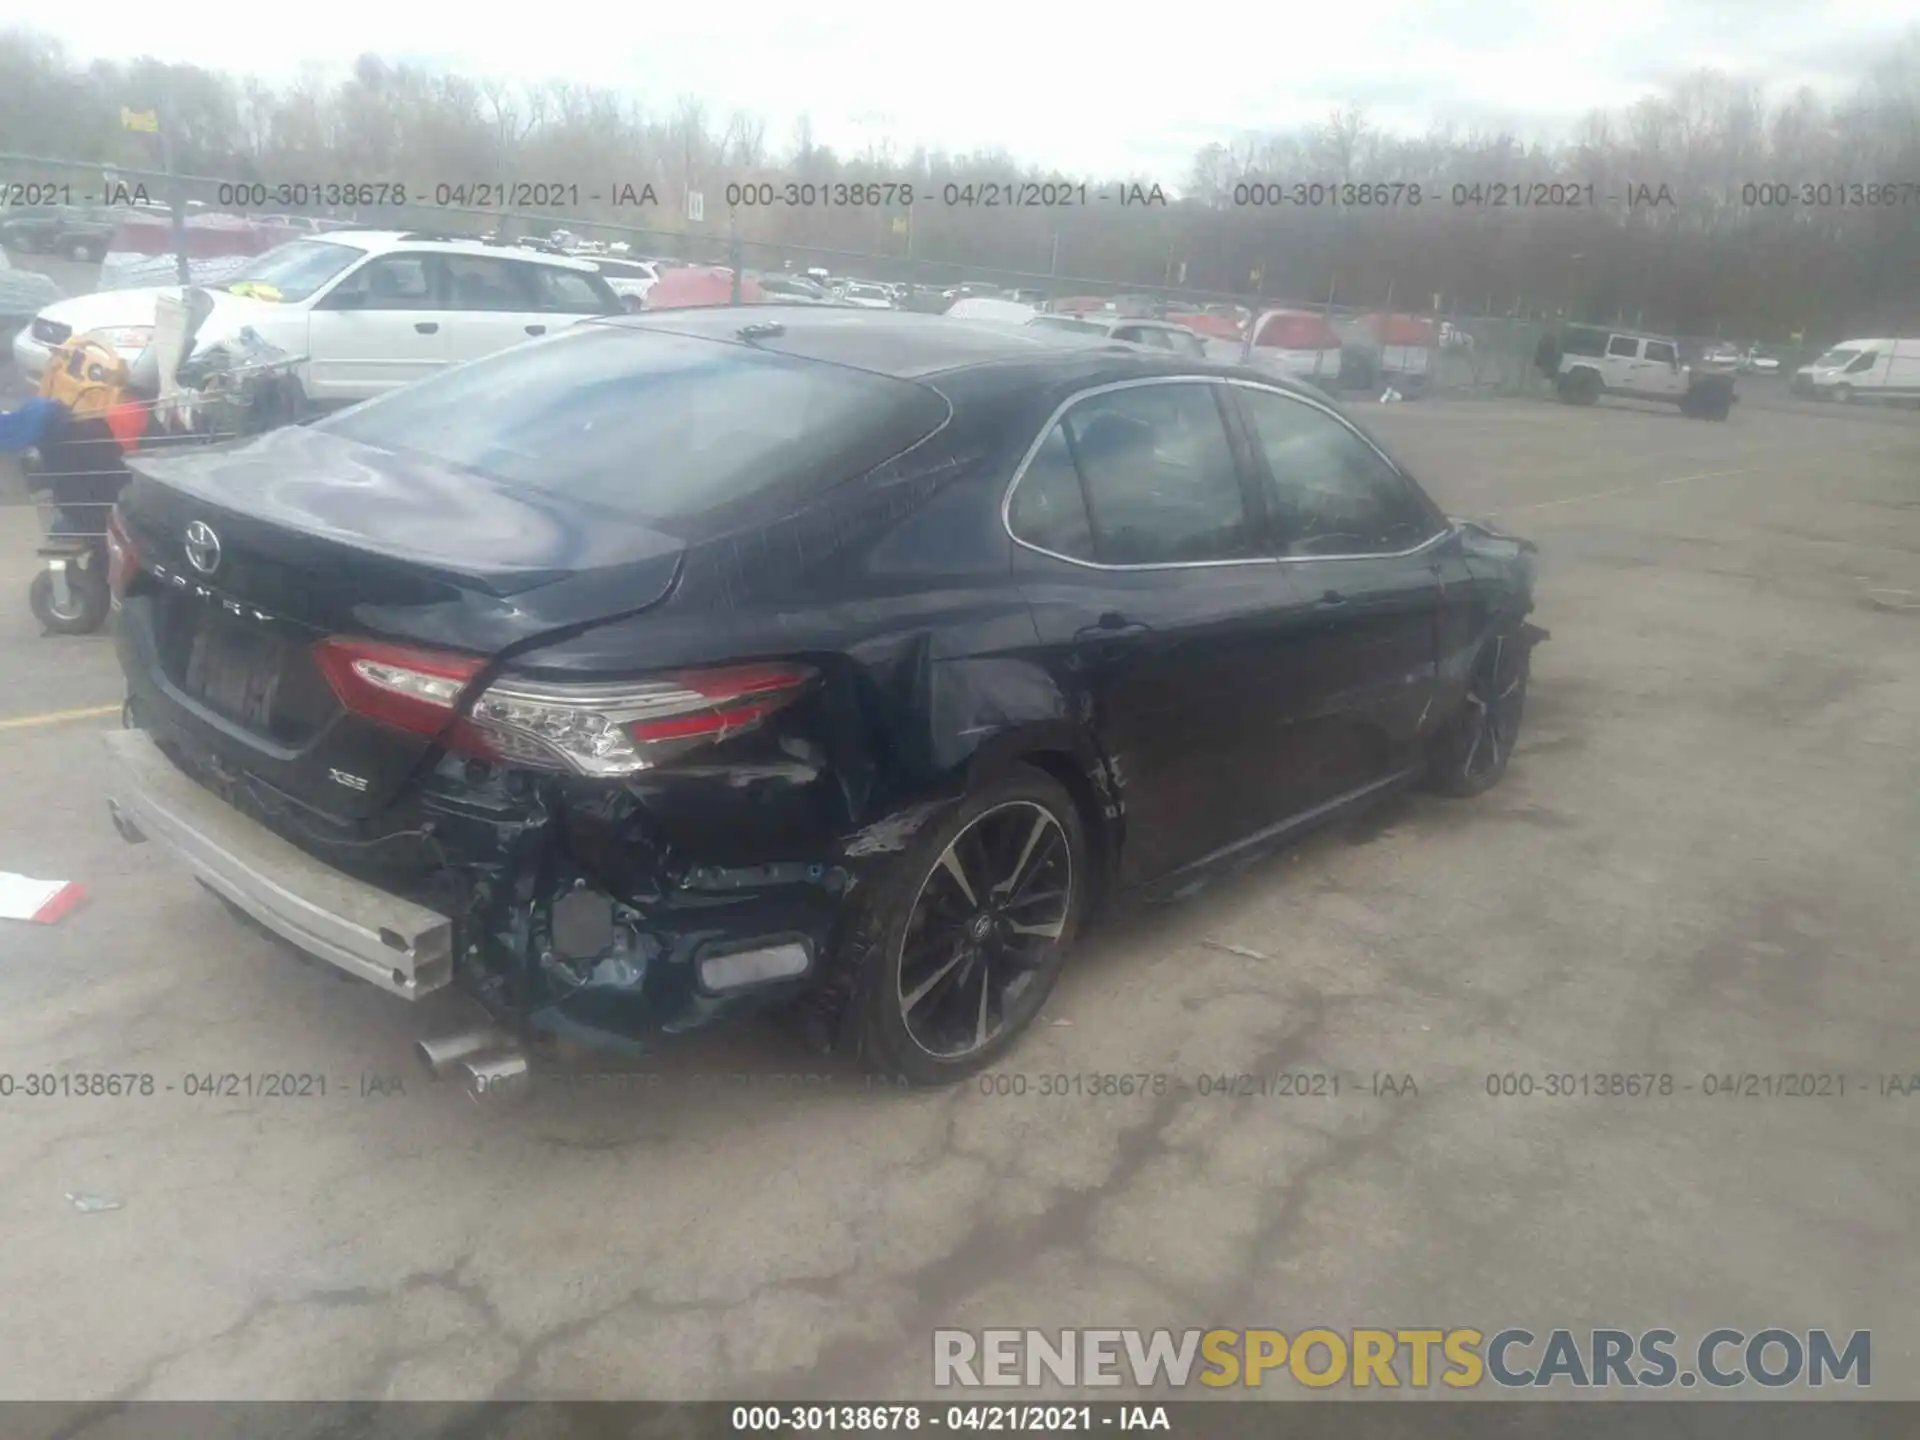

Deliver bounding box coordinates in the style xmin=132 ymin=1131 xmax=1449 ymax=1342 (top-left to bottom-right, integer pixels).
xmin=1553 ymin=325 xmax=1735 ymax=420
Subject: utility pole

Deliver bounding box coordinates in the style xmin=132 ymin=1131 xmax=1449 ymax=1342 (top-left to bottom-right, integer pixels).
xmin=123 ymin=103 xmax=186 ymax=284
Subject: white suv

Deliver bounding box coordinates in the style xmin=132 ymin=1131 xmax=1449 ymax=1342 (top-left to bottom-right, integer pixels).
xmin=1554 ymin=325 xmax=1735 ymax=420
xmin=11 ymin=231 xmax=622 ymax=407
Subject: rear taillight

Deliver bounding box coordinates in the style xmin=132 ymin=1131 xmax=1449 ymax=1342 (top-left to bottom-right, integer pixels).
xmin=464 ymin=663 xmax=817 ymax=775
xmin=313 ymin=638 xmax=487 ymax=740
xmin=313 ymin=636 xmax=814 ymax=775
xmin=105 ymin=507 xmax=139 ymax=601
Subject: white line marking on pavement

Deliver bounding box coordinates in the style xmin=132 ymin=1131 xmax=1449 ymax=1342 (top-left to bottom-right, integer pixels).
xmin=1491 ymin=467 xmax=1759 ymax=516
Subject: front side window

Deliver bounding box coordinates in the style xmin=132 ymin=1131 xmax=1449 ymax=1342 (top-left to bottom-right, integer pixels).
xmin=1007 ymin=383 xmax=1258 ymax=566
xmin=1644 ymin=341 xmax=1677 ymax=365
xmin=322 ymin=254 xmax=435 ymax=310
xmin=1236 ymin=387 xmax=1441 ymax=557
xmin=1846 ymin=351 xmax=1878 ymax=373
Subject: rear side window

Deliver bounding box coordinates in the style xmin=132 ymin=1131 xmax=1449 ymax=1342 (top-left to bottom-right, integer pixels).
xmin=443 ymin=255 xmax=529 ymax=312
xmin=1607 ymin=335 xmax=1640 ymax=358
xmin=1008 ymin=382 xmax=1258 ymax=566
xmin=1644 ymin=340 xmax=1677 ymax=364
xmin=1561 ymin=327 xmax=1607 ymax=357
xmin=320 ymin=327 xmax=949 ymax=529
xmin=1007 ymin=426 xmax=1095 ymax=561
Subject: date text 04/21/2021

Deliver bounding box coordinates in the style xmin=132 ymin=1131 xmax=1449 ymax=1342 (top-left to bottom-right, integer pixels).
xmin=0 ymin=1072 xmax=406 ymax=1099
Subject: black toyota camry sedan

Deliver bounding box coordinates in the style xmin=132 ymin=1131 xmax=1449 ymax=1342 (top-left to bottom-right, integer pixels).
xmin=102 ymin=307 xmax=1544 ymax=1088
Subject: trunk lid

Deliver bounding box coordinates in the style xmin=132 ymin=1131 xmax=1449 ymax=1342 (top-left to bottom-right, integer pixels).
xmin=117 ymin=426 xmax=684 ymax=821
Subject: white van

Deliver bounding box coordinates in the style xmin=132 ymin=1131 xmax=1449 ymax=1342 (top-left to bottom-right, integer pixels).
xmin=1794 ymin=339 xmax=1920 ymax=404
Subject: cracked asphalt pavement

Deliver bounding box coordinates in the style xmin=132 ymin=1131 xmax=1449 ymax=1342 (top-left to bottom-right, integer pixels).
xmin=0 ymin=390 xmax=1915 ymax=1401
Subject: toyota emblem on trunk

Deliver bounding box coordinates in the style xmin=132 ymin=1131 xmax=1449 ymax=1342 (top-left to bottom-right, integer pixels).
xmin=183 ymin=521 xmax=222 ymax=575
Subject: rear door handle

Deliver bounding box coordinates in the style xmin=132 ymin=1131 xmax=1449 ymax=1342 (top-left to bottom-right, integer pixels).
xmin=414 ymin=322 xmax=439 ymax=334
xmin=525 ymin=323 xmax=547 ymax=336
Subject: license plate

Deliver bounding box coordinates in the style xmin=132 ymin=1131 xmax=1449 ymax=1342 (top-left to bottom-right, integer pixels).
xmin=183 ymin=609 xmax=286 ymax=729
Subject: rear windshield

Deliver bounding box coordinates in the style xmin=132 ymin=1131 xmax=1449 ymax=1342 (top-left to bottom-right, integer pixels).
xmin=320 ymin=325 xmax=950 ymax=525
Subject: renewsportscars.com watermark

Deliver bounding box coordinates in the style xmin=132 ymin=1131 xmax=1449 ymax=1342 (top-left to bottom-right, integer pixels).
xmin=933 ymin=1328 xmax=1871 ymax=1390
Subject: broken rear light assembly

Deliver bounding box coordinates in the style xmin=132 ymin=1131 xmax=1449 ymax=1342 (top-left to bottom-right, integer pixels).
xmin=314 ymin=636 xmax=814 ymax=775
xmin=465 ymin=664 xmax=816 ymax=774
xmin=313 ymin=638 xmax=487 ymax=740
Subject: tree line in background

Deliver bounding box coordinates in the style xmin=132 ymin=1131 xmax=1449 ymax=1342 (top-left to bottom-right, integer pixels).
xmin=4 ymin=25 xmax=1919 ymax=340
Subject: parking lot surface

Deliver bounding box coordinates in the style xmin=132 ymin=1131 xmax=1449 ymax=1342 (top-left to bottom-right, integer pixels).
xmin=0 ymin=387 xmax=1916 ymax=1401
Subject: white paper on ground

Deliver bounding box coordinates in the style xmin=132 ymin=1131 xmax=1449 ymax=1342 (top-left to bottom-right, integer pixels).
xmin=0 ymin=871 xmax=86 ymax=924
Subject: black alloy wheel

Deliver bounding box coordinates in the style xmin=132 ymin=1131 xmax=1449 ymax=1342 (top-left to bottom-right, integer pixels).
xmin=852 ymin=768 xmax=1087 ymax=1085
xmin=1427 ymin=631 xmax=1529 ymax=797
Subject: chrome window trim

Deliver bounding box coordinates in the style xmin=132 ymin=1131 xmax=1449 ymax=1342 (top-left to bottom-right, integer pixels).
xmin=1000 ymin=374 xmax=1450 ymax=571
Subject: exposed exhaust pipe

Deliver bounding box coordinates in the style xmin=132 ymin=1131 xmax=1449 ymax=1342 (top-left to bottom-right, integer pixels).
xmin=416 ymin=1028 xmax=507 ymax=1077
xmin=463 ymin=1050 xmax=531 ymax=1103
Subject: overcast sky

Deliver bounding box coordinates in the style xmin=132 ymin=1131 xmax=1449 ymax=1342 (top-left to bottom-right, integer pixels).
xmin=29 ymin=1 xmax=1920 ymax=178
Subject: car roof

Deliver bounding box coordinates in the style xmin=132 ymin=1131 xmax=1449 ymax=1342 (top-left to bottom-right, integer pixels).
xmin=311 ymin=230 xmax=601 ymax=271
xmin=592 ymin=305 xmax=1318 ymax=391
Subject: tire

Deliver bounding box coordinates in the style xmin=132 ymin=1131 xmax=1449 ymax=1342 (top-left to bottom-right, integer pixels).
xmin=29 ymin=562 xmax=110 ymax=635
xmin=622 ymin=295 xmax=646 ymax=313
xmin=1560 ymin=368 xmax=1601 ymax=405
xmin=849 ymin=766 xmax=1090 ymax=1087
xmin=1833 ymin=383 xmax=1853 ymax=405
xmin=1425 ymin=631 xmax=1530 ymax=798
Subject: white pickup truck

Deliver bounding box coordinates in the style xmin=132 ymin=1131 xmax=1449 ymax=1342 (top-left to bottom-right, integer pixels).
xmin=1553 ymin=326 xmax=1736 ymax=420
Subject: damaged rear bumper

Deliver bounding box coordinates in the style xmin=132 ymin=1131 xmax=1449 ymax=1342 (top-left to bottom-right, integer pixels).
xmin=102 ymin=728 xmax=454 ymax=998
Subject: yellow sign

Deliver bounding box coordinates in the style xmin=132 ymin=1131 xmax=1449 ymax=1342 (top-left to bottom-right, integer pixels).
xmin=120 ymin=107 xmax=159 ymax=133
xmin=891 ymin=215 xmax=909 ymax=237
